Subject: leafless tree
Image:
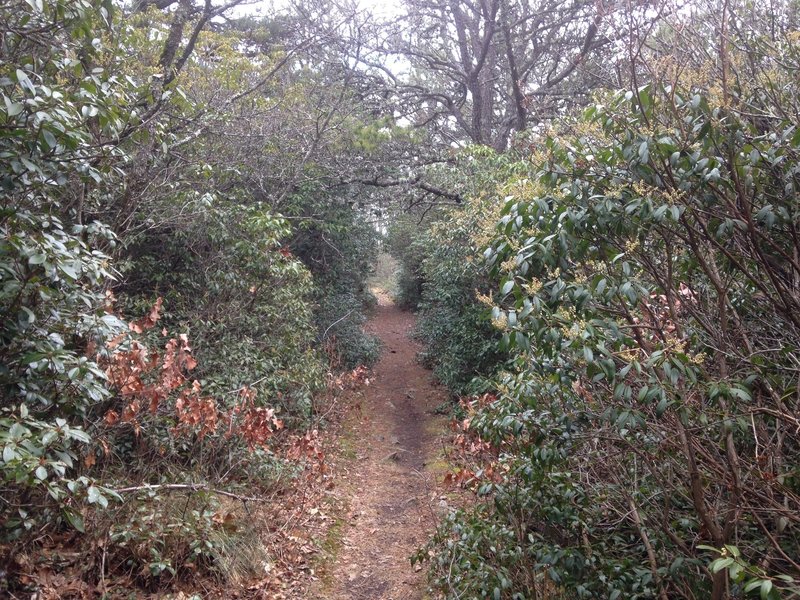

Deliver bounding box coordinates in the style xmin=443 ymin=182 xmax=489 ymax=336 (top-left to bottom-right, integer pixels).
xmin=385 ymin=0 xmax=666 ymax=149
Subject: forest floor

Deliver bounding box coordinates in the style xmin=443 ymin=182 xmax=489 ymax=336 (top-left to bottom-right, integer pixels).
xmin=308 ymin=290 xmax=451 ymax=600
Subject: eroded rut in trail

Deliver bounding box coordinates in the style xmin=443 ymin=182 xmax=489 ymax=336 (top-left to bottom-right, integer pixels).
xmin=311 ymin=293 xmax=449 ymax=600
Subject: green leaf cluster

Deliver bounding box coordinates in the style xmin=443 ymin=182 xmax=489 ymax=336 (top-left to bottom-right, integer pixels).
xmin=420 ymin=25 xmax=800 ymax=600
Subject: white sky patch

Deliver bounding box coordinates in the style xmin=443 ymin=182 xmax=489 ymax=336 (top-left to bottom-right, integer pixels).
xmin=229 ymin=0 xmax=402 ymax=19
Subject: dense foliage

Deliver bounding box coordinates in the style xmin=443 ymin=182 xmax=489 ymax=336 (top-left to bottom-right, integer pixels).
xmin=0 ymin=0 xmax=386 ymax=593
xmin=4 ymin=0 xmax=800 ymax=598
xmin=289 ymin=200 xmax=381 ymax=370
xmin=2 ymin=0 xmax=134 ymax=542
xmin=388 ymin=149 xmax=528 ymax=395
xmin=415 ymin=9 xmax=800 ymax=600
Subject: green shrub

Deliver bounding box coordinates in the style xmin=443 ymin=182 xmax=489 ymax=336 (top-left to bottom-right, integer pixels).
xmin=386 ymin=215 xmax=428 ymax=309
xmin=0 ymin=0 xmax=134 ymax=540
xmin=423 ymin=32 xmax=800 ymax=600
xmin=120 ymin=203 xmax=326 ymax=427
xmin=412 ymin=191 xmax=514 ymax=396
xmin=387 ymin=149 xmax=537 ymax=396
xmin=0 ymin=3 xmax=330 ymax=585
xmin=288 ymin=201 xmax=381 ymax=369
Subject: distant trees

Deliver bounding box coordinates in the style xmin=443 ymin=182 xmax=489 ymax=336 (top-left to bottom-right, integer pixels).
xmin=388 ymin=0 xmax=661 ymax=149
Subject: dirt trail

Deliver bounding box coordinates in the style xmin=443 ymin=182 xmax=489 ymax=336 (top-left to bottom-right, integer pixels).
xmin=311 ymin=292 xmax=449 ymax=600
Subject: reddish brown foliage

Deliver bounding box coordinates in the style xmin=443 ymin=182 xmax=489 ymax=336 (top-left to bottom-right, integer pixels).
xmin=100 ymin=298 xmax=282 ymax=448
xmin=326 ymin=364 xmax=370 ymax=391
xmin=443 ymin=394 xmax=504 ymax=490
xmin=228 ymin=387 xmax=284 ymax=448
xmin=128 ymin=296 xmax=163 ymax=334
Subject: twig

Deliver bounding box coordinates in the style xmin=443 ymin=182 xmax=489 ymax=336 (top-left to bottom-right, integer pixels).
xmin=112 ymin=482 xmax=264 ymax=503
xmin=100 ymin=529 xmax=108 ymax=594
xmin=223 ymin=374 xmax=273 ymax=395
xmin=322 ymin=307 xmax=358 ymax=339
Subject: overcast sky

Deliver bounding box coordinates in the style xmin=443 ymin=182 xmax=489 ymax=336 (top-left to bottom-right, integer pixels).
xmin=230 ymin=0 xmax=401 ymax=19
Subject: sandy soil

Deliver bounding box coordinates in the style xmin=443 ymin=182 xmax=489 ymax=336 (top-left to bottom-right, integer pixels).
xmin=309 ymin=293 xmax=449 ymax=600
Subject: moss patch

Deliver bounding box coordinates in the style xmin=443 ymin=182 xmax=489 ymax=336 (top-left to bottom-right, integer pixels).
xmin=314 ymin=507 xmax=348 ymax=590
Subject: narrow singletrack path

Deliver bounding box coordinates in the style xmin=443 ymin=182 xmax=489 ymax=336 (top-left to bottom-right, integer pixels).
xmin=311 ymin=292 xmax=449 ymax=600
